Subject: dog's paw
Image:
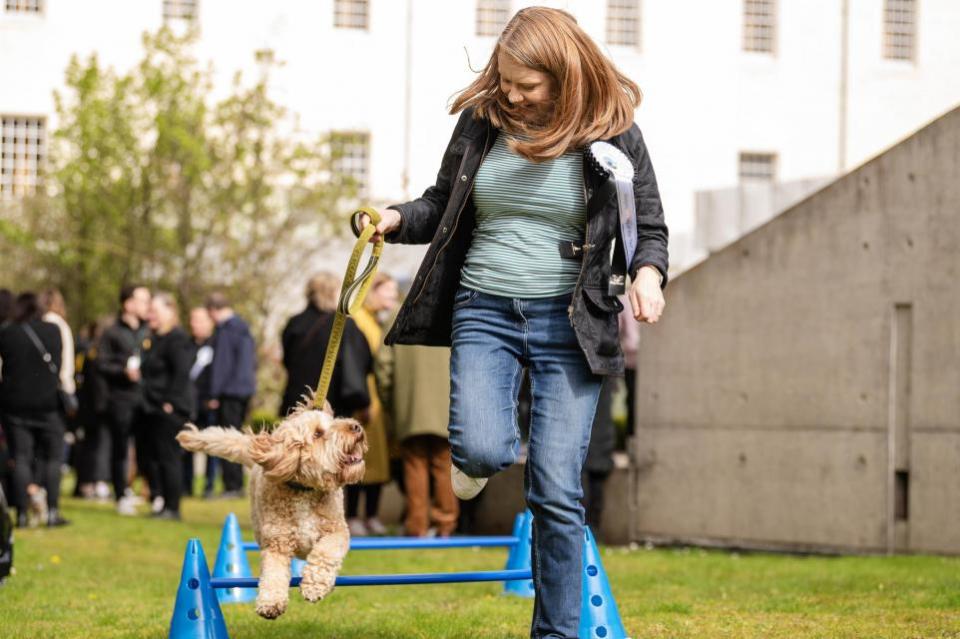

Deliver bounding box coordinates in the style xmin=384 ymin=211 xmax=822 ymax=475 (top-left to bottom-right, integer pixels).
xmin=255 ymin=597 xmax=288 ymax=619
xmin=300 ymin=569 xmax=336 ymax=603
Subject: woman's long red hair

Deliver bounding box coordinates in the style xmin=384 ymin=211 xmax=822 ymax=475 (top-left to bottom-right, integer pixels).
xmin=450 ymin=6 xmax=642 ymax=162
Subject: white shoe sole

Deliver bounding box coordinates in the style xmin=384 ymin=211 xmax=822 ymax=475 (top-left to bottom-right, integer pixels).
xmin=451 ymin=466 xmax=488 ymax=500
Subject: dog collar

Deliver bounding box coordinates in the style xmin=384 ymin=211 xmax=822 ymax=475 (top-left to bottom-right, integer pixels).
xmin=285 ymin=481 xmax=314 ymax=492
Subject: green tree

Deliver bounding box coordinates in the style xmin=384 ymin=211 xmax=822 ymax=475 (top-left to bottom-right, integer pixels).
xmin=1 ymin=26 xmax=354 ymax=333
xmin=0 ymin=27 xmax=358 ymax=410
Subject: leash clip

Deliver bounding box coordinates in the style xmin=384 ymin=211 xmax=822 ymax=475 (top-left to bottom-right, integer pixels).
xmin=559 ymin=241 xmax=595 ymax=259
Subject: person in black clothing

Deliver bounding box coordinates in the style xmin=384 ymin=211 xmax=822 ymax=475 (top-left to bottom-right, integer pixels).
xmin=0 ymin=288 xmax=14 ymax=502
xmin=280 ymin=273 xmax=371 ymax=420
xmin=185 ymin=306 xmax=215 ymax=497
xmin=73 ymin=318 xmax=112 ymax=500
xmin=0 ymin=292 xmax=68 ymax=527
xmin=98 ymin=285 xmax=151 ymax=513
xmin=141 ymin=292 xmax=194 ymax=520
xmin=205 ymin=292 xmax=256 ymax=498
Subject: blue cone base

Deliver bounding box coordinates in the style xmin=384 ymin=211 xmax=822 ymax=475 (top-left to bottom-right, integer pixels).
xmin=291 ymin=557 xmax=306 ymax=578
xmin=503 ymin=510 xmax=535 ymax=598
xmin=213 ymin=513 xmax=257 ymax=604
xmin=168 ymin=539 xmax=229 ymax=639
xmin=578 ymin=527 xmax=629 ymax=639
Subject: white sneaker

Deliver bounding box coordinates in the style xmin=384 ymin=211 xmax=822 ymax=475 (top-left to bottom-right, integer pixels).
xmin=151 ymin=496 xmax=165 ymax=514
xmin=348 ymin=517 xmax=369 ymax=537
xmin=117 ymin=496 xmax=137 ymax=516
xmin=451 ymin=466 xmax=488 ymax=500
xmin=365 ymin=517 xmax=388 ymax=536
xmin=28 ymin=488 xmax=48 ymax=527
xmin=94 ymin=481 xmax=111 ymax=501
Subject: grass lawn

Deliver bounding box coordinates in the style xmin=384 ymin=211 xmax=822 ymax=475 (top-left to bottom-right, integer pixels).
xmin=2 ymin=491 xmax=960 ymax=639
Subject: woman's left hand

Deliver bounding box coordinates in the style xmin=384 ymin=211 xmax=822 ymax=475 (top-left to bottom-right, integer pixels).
xmin=629 ymin=266 xmax=665 ymax=323
xmin=162 ymin=402 xmax=174 ymax=415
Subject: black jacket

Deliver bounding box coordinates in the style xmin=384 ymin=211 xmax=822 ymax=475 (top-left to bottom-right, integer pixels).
xmin=190 ymin=338 xmax=214 ymax=407
xmin=279 ymin=304 xmax=371 ymax=417
xmin=209 ymin=315 xmax=257 ymax=400
xmin=76 ymin=336 xmax=110 ymax=420
xmin=0 ymin=320 xmax=63 ymax=416
xmin=382 ymin=108 xmax=669 ymax=375
xmin=98 ymin=317 xmax=148 ymax=410
xmin=141 ymin=327 xmax=195 ymax=419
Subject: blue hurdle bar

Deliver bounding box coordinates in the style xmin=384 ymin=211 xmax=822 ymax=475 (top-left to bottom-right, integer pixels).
xmin=240 ymin=536 xmax=518 ymax=552
xmin=210 ymin=568 xmax=533 ymax=589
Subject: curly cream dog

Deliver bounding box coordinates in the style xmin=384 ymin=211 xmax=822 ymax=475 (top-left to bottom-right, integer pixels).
xmin=176 ymin=403 xmax=367 ymax=619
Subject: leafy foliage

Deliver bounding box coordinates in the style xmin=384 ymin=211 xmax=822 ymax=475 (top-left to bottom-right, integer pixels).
xmin=0 ymin=27 xmax=358 ymax=410
xmin=0 ymin=26 xmax=354 ymax=337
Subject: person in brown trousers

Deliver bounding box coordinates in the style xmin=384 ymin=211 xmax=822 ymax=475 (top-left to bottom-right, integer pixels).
xmin=375 ymin=336 xmax=458 ymax=537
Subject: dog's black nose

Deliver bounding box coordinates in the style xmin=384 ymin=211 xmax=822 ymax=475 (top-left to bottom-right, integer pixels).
xmin=350 ymin=422 xmax=362 ymax=434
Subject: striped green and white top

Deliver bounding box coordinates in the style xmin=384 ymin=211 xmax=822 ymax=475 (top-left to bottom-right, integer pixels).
xmin=460 ymin=135 xmax=586 ymax=298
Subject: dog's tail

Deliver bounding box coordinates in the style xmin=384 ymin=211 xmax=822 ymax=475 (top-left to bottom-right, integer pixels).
xmin=176 ymin=424 xmax=255 ymax=466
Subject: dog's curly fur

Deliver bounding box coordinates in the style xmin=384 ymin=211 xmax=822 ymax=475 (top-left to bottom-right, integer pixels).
xmin=176 ymin=402 xmax=367 ymax=619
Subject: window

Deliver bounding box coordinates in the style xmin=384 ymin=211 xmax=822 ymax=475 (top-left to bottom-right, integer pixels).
xmin=163 ymin=0 xmax=197 ymax=22
xmin=1 ymin=116 xmax=45 ymax=199
xmin=5 ymin=0 xmax=43 ymax=12
xmin=739 ymin=152 xmax=777 ymax=182
xmin=743 ymin=0 xmax=776 ymax=53
xmin=607 ymin=0 xmax=641 ymax=48
xmin=334 ymin=0 xmax=368 ymax=30
xmin=883 ymin=0 xmax=917 ymax=61
xmin=331 ymin=132 xmax=370 ymax=196
xmin=476 ymin=0 xmax=510 ymax=37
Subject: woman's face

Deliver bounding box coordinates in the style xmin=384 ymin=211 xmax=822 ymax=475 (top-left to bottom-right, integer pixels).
xmin=497 ymin=52 xmax=555 ymax=125
xmin=189 ymin=308 xmax=214 ymax=341
xmin=148 ymin=299 xmax=176 ymax=333
xmin=370 ymin=280 xmax=399 ymax=313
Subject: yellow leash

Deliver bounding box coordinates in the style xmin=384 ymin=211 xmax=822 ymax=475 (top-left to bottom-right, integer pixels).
xmin=313 ymin=207 xmax=383 ymax=409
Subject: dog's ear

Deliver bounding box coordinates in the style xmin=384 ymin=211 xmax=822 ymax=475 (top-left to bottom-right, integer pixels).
xmin=249 ymin=430 xmax=301 ymax=481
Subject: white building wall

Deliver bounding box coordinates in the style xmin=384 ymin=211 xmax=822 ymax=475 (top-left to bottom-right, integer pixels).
xmin=2 ymin=0 xmax=959 ymax=276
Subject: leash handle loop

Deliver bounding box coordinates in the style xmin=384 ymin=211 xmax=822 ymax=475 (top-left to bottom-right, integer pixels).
xmin=313 ymin=207 xmax=383 ymax=409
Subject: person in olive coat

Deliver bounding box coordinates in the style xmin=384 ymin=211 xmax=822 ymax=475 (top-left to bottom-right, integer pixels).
xmin=140 ymin=292 xmax=194 ymax=520
xmin=375 ymin=335 xmax=459 ymax=537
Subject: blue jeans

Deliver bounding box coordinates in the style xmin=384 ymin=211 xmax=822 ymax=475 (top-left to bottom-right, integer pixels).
xmin=449 ymin=287 xmax=603 ymax=639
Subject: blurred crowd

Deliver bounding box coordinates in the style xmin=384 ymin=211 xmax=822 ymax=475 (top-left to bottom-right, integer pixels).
xmin=0 ymin=273 xmax=634 ymax=537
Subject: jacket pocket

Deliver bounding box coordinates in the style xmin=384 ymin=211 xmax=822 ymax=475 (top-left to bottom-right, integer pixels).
xmin=582 ymin=286 xmax=624 ymax=314
xmin=580 ymin=286 xmax=623 ymax=356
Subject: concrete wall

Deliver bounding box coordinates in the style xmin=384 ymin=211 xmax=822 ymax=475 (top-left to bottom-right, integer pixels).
xmin=694 ymin=177 xmax=833 ymax=256
xmin=630 ymin=105 xmax=960 ymax=554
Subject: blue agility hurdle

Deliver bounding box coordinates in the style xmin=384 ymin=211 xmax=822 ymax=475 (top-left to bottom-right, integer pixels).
xmin=170 ymin=512 xmax=628 ymax=639
xmin=241 ymin=535 xmax=519 ymax=551
xmin=214 ymin=510 xmax=535 ymax=603
xmin=210 ymin=568 xmax=533 ymax=589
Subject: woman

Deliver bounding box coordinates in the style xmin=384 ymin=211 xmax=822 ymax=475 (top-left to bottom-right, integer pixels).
xmin=39 ymin=289 xmax=76 ymax=406
xmin=140 ymin=292 xmax=194 ymax=520
xmin=346 ymin=273 xmax=398 ymax=536
xmin=359 ymin=8 xmax=668 ymax=637
xmin=186 ymin=306 xmax=216 ymax=497
xmin=0 ymin=292 xmax=69 ymax=527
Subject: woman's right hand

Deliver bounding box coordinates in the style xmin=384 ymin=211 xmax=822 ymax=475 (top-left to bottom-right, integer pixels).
xmin=358 ymin=208 xmax=402 ymax=243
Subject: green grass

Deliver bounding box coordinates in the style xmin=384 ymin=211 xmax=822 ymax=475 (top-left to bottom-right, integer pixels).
xmin=3 ymin=492 xmax=960 ymax=639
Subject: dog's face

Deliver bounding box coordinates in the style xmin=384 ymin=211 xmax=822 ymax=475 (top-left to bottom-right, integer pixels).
xmin=249 ymin=406 xmax=367 ymax=491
